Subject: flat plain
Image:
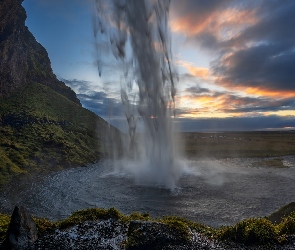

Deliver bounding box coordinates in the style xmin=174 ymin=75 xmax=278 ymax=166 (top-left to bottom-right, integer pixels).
xmin=182 ymin=131 xmax=295 ymax=159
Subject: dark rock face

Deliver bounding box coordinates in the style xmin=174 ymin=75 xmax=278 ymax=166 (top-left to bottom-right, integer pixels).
xmin=0 ymin=0 xmax=81 ymax=105
xmin=3 ymin=206 xmax=38 ymax=250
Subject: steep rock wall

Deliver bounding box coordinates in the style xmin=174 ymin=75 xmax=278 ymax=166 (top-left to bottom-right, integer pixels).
xmin=0 ymin=0 xmax=81 ymax=105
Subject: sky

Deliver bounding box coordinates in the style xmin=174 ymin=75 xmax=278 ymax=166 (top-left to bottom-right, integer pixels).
xmin=22 ymin=0 xmax=295 ymax=132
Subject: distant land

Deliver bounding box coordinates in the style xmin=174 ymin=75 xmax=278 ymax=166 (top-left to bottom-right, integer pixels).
xmin=182 ymin=131 xmax=295 ymax=159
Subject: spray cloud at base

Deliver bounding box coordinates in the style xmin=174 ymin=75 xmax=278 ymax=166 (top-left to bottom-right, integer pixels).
xmin=93 ymin=0 xmax=183 ymax=189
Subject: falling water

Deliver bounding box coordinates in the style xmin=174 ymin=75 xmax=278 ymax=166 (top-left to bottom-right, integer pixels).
xmin=93 ymin=0 xmax=183 ymax=189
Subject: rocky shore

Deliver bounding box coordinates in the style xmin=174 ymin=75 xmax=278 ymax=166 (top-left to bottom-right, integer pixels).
xmin=32 ymin=221 xmax=295 ymax=250
xmin=31 ymin=220 xmax=295 ymax=249
xmin=1 ymin=206 xmax=295 ymax=250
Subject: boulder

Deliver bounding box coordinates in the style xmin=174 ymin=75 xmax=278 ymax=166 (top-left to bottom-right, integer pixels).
xmin=126 ymin=220 xmax=190 ymax=250
xmin=3 ymin=206 xmax=38 ymax=250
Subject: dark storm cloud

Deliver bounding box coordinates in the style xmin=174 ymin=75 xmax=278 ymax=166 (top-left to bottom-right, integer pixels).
xmin=213 ymin=44 xmax=295 ymax=91
xmin=215 ymin=1 xmax=295 ymax=91
xmin=185 ymin=86 xmax=213 ymax=95
xmin=171 ymin=0 xmax=233 ymax=21
xmin=60 ymin=78 xmax=124 ymax=118
xmin=222 ymin=96 xmax=295 ymax=113
xmin=172 ymin=0 xmax=295 ymax=93
xmin=171 ymin=0 xmax=235 ymax=51
xmin=229 ymin=1 xmax=295 ymax=47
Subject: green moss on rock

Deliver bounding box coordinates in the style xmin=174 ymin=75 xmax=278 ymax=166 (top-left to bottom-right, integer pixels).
xmin=0 ymin=82 xmax=122 ymax=187
xmin=0 ymin=214 xmax=10 ymax=241
xmin=58 ymin=207 xmax=122 ymax=229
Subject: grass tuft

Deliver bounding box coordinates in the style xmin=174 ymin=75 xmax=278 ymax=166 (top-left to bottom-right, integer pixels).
xmin=277 ymin=212 xmax=295 ymax=235
xmin=0 ymin=213 xmax=10 ymax=241
xmin=58 ymin=207 xmax=122 ymax=229
xmin=33 ymin=217 xmax=57 ymax=235
xmin=217 ymin=217 xmax=278 ymax=245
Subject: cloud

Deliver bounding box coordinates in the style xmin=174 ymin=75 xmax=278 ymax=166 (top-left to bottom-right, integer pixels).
xmin=170 ymin=0 xmax=258 ymax=49
xmin=76 ymin=92 xmax=123 ymax=118
xmin=61 ymin=78 xmax=123 ymax=118
xmin=178 ymin=85 xmax=295 ymax=116
xmin=61 ymin=78 xmax=93 ymax=94
xmin=176 ymin=61 xmax=211 ymax=81
xmin=214 ymin=44 xmax=295 ymax=92
xmin=171 ymin=0 xmax=295 ymax=97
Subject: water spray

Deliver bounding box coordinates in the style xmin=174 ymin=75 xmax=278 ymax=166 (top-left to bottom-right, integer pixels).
xmin=93 ymin=0 xmax=183 ymax=189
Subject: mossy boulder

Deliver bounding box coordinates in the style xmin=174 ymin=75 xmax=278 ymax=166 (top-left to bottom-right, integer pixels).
xmin=126 ymin=220 xmax=190 ymax=250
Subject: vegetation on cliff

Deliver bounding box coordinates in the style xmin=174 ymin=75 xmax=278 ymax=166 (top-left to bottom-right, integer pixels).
xmin=0 ymin=82 xmax=122 ymax=186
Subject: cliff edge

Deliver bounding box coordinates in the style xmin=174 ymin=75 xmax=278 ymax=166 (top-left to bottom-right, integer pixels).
xmin=0 ymin=0 xmax=81 ymax=105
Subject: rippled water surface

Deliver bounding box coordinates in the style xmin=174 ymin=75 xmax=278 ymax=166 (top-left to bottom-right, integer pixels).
xmin=1 ymin=157 xmax=295 ymax=227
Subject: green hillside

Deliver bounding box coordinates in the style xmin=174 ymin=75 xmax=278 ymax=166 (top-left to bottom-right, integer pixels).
xmin=0 ymin=82 xmax=122 ymax=186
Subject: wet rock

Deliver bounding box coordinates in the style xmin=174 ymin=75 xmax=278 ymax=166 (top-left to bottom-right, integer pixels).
xmin=269 ymin=202 xmax=295 ymax=224
xmin=3 ymin=206 xmax=38 ymax=250
xmin=33 ymin=219 xmax=128 ymax=250
xmin=126 ymin=220 xmax=190 ymax=250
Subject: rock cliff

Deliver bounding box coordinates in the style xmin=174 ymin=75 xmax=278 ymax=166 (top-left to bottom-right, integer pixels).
xmin=0 ymin=0 xmax=123 ymax=187
xmin=0 ymin=0 xmax=81 ymax=105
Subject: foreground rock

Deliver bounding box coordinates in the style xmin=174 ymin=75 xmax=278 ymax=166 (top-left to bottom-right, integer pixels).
xmin=2 ymin=206 xmax=295 ymax=249
xmin=32 ymin=220 xmax=295 ymax=250
xmin=3 ymin=206 xmax=38 ymax=250
xmin=33 ymin=219 xmax=128 ymax=250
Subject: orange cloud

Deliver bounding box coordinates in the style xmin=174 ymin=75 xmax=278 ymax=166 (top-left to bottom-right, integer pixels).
xmin=170 ymin=7 xmax=258 ymax=42
xmin=187 ymin=66 xmax=210 ymax=79
xmin=214 ymin=75 xmax=295 ymax=100
xmin=245 ymin=87 xmax=295 ymax=99
xmin=178 ymin=94 xmax=244 ymax=118
xmin=176 ymin=60 xmax=211 ymax=80
xmin=176 ymin=85 xmax=295 ymax=119
xmin=179 ymin=93 xmax=227 ymax=117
